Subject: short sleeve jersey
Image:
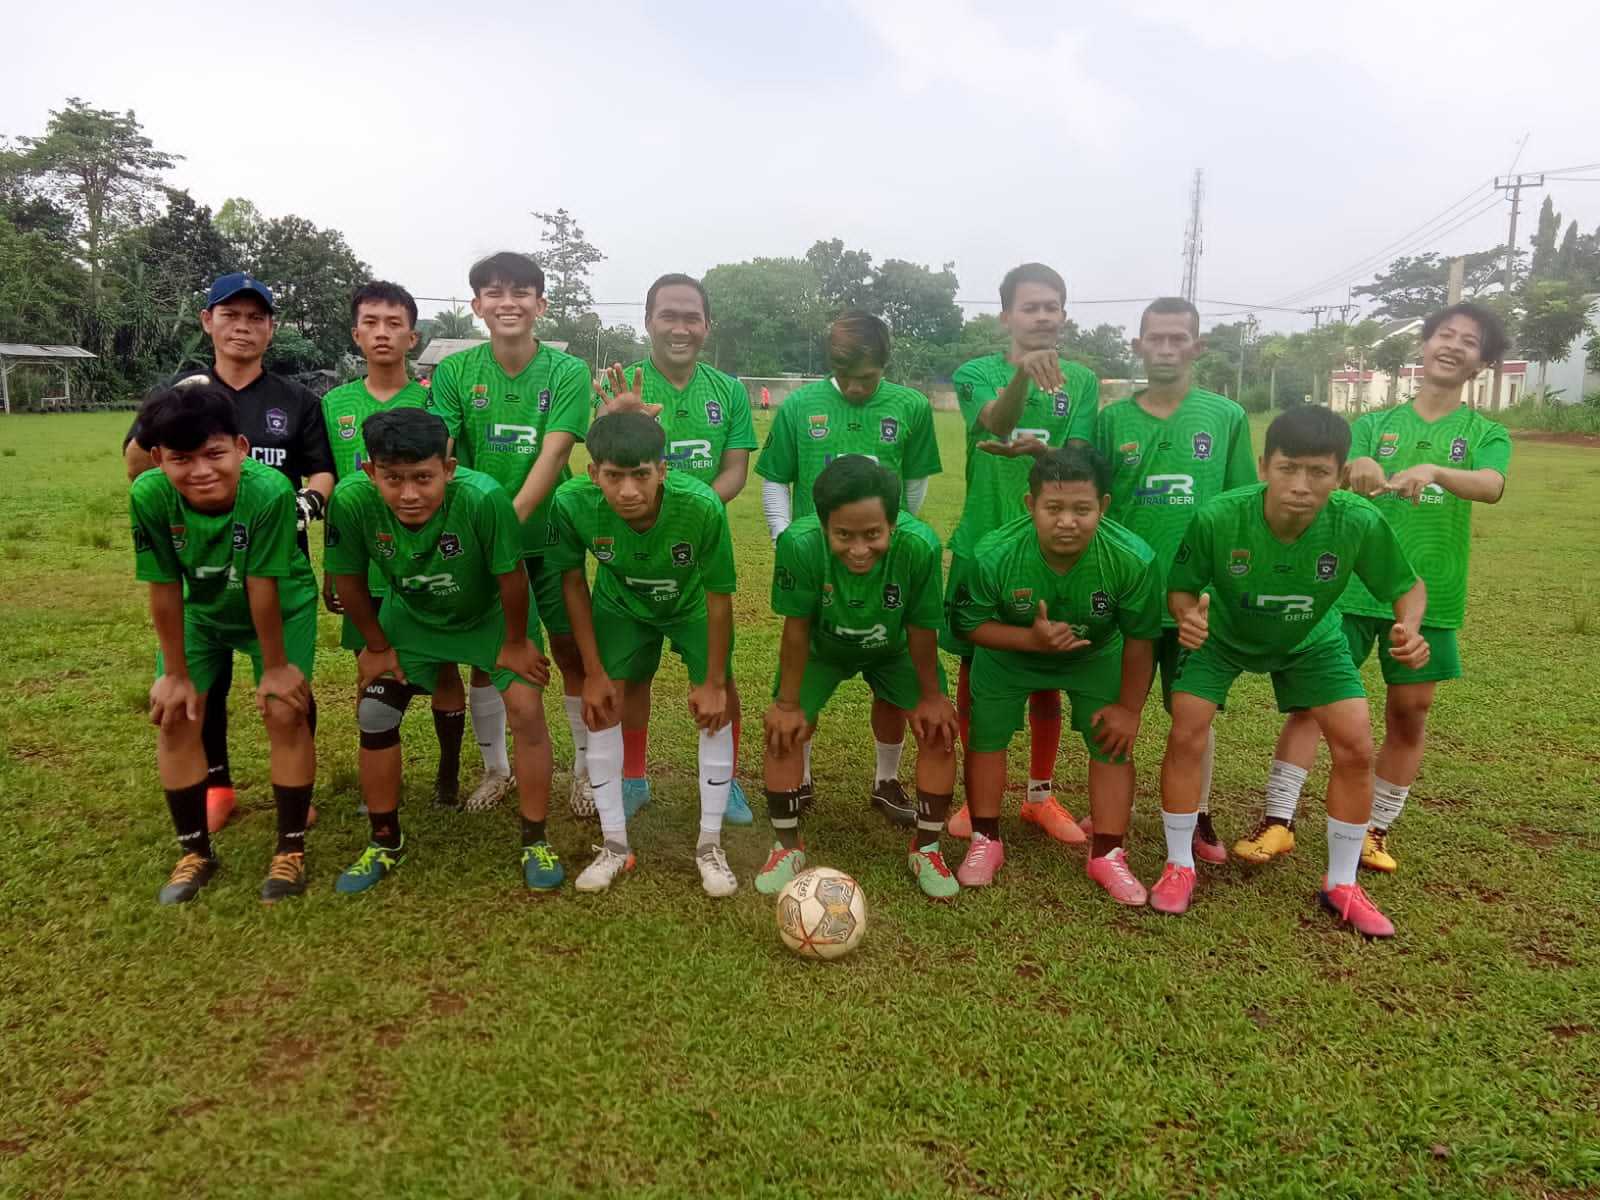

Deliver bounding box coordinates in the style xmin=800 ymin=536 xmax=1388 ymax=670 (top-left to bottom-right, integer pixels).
xmin=324 ymin=467 xmax=522 ymax=632
xmin=321 ymin=378 xmax=432 ymax=481
xmin=949 ymin=354 xmax=1098 ymax=559
xmin=1095 ymin=388 xmax=1256 ymax=625
xmin=772 ymin=510 xmax=944 ymax=663
xmin=600 ymin=360 xmax=757 ymax=487
xmin=755 ymin=378 xmax=942 ymax=520
xmin=547 ymin=471 xmax=736 ymax=624
xmin=130 ymin=456 xmax=317 ymax=635
xmin=953 ymin=515 xmax=1163 ymax=684
xmin=1168 ymin=484 xmax=1418 ymax=671
xmin=427 ymin=341 xmax=592 ymax=555
xmin=1337 ymin=402 xmax=1511 ymax=628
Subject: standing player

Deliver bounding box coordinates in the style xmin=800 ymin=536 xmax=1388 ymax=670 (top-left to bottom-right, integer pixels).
xmin=325 ymin=408 xmax=561 ymax=894
xmin=1089 ymin=296 xmax=1255 ymax=863
xmin=124 ymin=273 xmax=334 ymax=833
xmin=129 ymin=382 xmax=318 ymax=904
xmin=594 ymin=273 xmax=756 ymax=823
xmin=758 ymin=456 xmax=961 ymax=900
xmin=550 ymin=411 xmax=739 ymax=897
xmin=756 ymin=311 xmax=942 ymax=825
xmin=942 ymin=263 xmax=1099 ymax=845
xmin=428 ymin=252 xmax=593 ymax=817
xmin=1237 ymin=303 xmax=1510 ymax=871
xmin=950 ymin=446 xmax=1161 ymax=900
xmin=1155 ymin=406 xmax=1428 ymax=937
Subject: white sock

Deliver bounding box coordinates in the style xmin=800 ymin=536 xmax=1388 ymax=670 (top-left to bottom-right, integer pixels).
xmin=1162 ymin=810 xmax=1198 ymax=869
xmin=874 ymin=739 xmax=904 ymax=785
xmin=1264 ymin=759 xmax=1309 ymax=824
xmin=563 ymin=695 xmax=589 ymax=780
xmin=802 ymin=739 xmax=813 ymax=786
xmin=1197 ymin=728 xmax=1216 ymax=814
xmin=1326 ymin=816 xmax=1366 ymax=887
xmin=1026 ymin=778 xmax=1051 ymax=802
xmin=468 ymin=685 xmax=509 ymax=774
xmin=588 ymin=724 xmax=626 ymax=848
xmin=698 ymin=725 xmax=735 ymax=845
xmin=1370 ymin=777 xmax=1409 ymax=830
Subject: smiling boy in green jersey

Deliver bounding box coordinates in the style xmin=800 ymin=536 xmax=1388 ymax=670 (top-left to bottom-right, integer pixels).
xmin=130 ymin=382 xmax=319 ymax=906
xmin=592 ymin=273 xmax=757 ymax=826
xmin=942 ymin=262 xmax=1100 ymax=847
xmin=1154 ymin=406 xmax=1429 ymax=937
xmin=951 ymin=446 xmax=1162 ymax=900
xmin=759 ymin=455 xmax=961 ymax=900
xmin=325 ymin=408 xmax=563 ymax=895
xmin=427 ymin=252 xmax=594 ymax=819
xmin=552 ymin=411 xmax=740 ymax=897
xmin=756 ymin=310 xmax=942 ymax=827
xmin=1239 ymin=303 xmax=1511 ymax=873
xmin=1088 ymin=296 xmax=1255 ymax=863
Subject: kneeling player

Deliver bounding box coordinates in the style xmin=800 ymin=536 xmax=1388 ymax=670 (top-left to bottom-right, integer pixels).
xmin=552 ymin=411 xmax=740 ymax=897
xmin=325 ymin=409 xmax=561 ymax=894
xmin=130 ymin=382 xmax=318 ymax=904
xmin=951 ymin=445 xmax=1161 ymax=900
xmin=1155 ymin=405 xmax=1427 ymax=936
xmin=759 ymin=456 xmax=961 ymax=900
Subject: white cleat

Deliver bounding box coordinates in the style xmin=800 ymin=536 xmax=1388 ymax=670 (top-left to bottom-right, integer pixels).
xmin=696 ymin=844 xmax=739 ymax=898
xmin=462 ymin=768 xmax=514 ymax=813
xmin=570 ymin=772 xmax=597 ymax=820
xmin=575 ymin=844 xmax=635 ymax=893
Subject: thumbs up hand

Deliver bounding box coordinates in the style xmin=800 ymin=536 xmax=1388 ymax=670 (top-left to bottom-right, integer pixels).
xmin=1028 ymin=599 xmax=1091 ymax=654
xmin=1178 ymin=592 xmax=1211 ymax=650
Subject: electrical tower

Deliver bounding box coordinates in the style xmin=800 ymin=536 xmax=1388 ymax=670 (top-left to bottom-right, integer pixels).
xmin=1181 ymin=169 xmax=1204 ymax=302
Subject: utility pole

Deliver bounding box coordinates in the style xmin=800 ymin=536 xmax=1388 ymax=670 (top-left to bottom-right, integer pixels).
xmin=1447 ymin=256 xmax=1465 ymax=304
xmin=1489 ymin=172 xmax=1543 ymax=410
xmin=1181 ymin=169 xmax=1204 ymax=302
xmin=1235 ymin=314 xmax=1258 ymax=402
xmin=1305 ymin=305 xmax=1331 ymax=329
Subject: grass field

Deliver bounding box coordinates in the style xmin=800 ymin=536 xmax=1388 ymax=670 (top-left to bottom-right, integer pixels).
xmin=2 ymin=409 xmax=1598 ymax=1199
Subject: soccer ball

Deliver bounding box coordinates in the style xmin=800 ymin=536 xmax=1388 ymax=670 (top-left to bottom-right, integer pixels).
xmin=775 ymin=867 xmax=867 ymax=961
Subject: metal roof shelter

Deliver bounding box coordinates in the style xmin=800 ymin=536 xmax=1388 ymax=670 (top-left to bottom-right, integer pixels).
xmin=0 ymin=344 xmax=97 ymax=413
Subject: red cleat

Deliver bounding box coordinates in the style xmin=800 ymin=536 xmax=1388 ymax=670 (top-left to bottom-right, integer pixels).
xmin=1319 ymin=878 xmax=1395 ymax=938
xmin=1149 ymin=863 xmax=1196 ymax=914
xmin=1020 ymin=795 xmax=1086 ymax=845
xmin=1193 ymin=829 xmax=1227 ymax=865
xmin=1086 ymin=848 xmax=1147 ymax=906
xmin=205 ymin=786 xmax=236 ymax=833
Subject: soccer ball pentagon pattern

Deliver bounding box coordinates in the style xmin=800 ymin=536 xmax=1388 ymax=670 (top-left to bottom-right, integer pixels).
xmin=776 ymin=867 xmax=867 ymax=960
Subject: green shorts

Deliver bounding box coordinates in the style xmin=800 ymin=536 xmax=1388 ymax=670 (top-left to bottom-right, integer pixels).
xmin=597 ymin=602 xmax=732 ymax=686
xmin=967 ymin=645 xmax=1123 ymax=762
xmin=938 ymin=554 xmax=977 ymax=658
xmin=775 ymin=651 xmax=948 ymax=723
xmin=383 ymin=604 xmax=543 ymax=695
xmin=1153 ymin=627 xmax=1185 ymax=713
xmin=156 ymin=601 xmax=318 ymax=696
xmin=1342 ymin=614 xmax=1462 ymax=685
xmin=340 ymin=591 xmax=386 ymax=652
xmin=525 ymin=556 xmax=571 ymax=638
xmin=1172 ymin=628 xmax=1366 ymax=713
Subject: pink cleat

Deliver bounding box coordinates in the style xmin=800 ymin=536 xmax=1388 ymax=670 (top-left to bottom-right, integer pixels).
xmin=1193 ymin=830 xmax=1227 ymax=865
xmin=955 ymin=832 xmax=1006 ymax=887
xmin=1149 ymin=863 xmax=1196 ymax=914
xmin=946 ymin=803 xmax=972 ymax=840
xmin=1319 ymin=878 xmax=1395 ymax=938
xmin=1020 ymin=795 xmax=1086 ymax=845
xmin=1085 ymin=848 xmax=1147 ymax=906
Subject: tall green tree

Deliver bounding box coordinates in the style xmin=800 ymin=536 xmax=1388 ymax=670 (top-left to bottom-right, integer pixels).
xmin=1519 ymin=280 xmax=1594 ymax=399
xmin=426 ymin=306 xmax=479 ymax=340
xmin=531 ymin=207 xmax=604 ymax=329
xmin=871 ymin=258 xmax=961 ymax=343
xmin=214 ymin=196 xmax=265 ymax=258
xmin=1528 ymin=196 xmax=1562 ymax=280
xmin=0 ymin=211 xmax=82 ymax=344
xmin=250 ymin=214 xmax=371 ymax=366
xmin=1370 ymin=329 xmax=1416 ymax=406
xmin=702 ymin=257 xmax=823 ymax=376
xmin=805 ymin=238 xmax=874 ymax=313
xmin=1354 ymin=249 xmax=1509 ymax=320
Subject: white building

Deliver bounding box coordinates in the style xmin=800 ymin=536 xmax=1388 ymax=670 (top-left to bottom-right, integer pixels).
xmin=1329 ymin=360 xmax=1529 ymax=413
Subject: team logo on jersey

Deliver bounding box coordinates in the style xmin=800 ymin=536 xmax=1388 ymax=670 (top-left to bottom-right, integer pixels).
xmin=439 ymin=532 xmax=462 ymax=559
xmin=1053 ymin=390 xmax=1070 ymax=417
xmin=1175 ymin=542 xmax=1192 ymax=564
xmin=169 ymin=524 xmax=186 ymax=551
xmin=809 ymin=413 xmax=830 ymax=440
xmin=1378 ymin=431 xmax=1400 ymax=459
xmin=488 ymin=424 xmax=538 ymax=453
xmin=847 ymin=596 xmax=864 ymax=608
xmin=132 ymin=526 xmax=151 ymax=552
xmin=593 ymin=536 xmax=614 ymax=562
xmin=705 ymin=399 xmax=723 ymax=426
xmin=1228 ymin=548 xmax=1251 ymax=576
xmin=1315 ymin=552 xmax=1339 ymax=582
xmin=1192 ymin=431 xmax=1213 ymax=461
xmin=324 ymin=523 xmax=341 ymax=548
xmin=261 ymin=408 xmax=287 ymax=438
xmin=879 ymin=417 xmax=899 ymax=443
xmin=232 ymin=522 xmax=249 ymax=552
xmin=1120 ymin=441 xmax=1141 ymax=466
xmin=1090 ymin=590 xmax=1112 ymax=617
xmin=1135 ymin=474 xmax=1195 ymax=505
xmin=538 ymin=388 xmax=551 ymax=413
xmin=883 ymin=583 xmax=902 ymax=609
xmin=1011 ymin=587 xmax=1034 ymax=613
xmin=337 ymin=413 xmax=357 ymax=441
xmin=954 ymin=583 xmax=973 ymax=605
xmin=375 ymin=532 xmax=396 ymax=559
xmin=1449 ymin=436 xmax=1468 ymax=463
xmin=821 ymin=583 xmax=834 ymax=606
xmin=471 ymin=384 xmax=490 ymax=410
xmin=670 ymin=541 xmax=694 ymax=567
xmin=776 ymin=565 xmax=795 ymax=591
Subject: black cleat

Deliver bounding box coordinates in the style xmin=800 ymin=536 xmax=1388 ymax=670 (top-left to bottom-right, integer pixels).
xmin=433 ymin=777 xmax=461 ymax=809
xmin=871 ymin=778 xmax=916 ymax=828
xmin=159 ymin=853 xmax=219 ymax=905
xmin=797 ymin=780 xmax=815 ymax=814
xmin=259 ymin=852 xmax=307 ymax=903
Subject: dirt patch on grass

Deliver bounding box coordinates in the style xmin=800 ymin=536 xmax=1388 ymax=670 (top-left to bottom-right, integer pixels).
xmin=1548 ymin=1024 xmax=1594 ymax=1040
xmin=427 ymin=989 xmax=467 ymax=1018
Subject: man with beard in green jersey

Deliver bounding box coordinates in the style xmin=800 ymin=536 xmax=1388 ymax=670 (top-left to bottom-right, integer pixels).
xmin=756 ymin=311 xmax=942 ymax=828
xmin=1239 ymin=303 xmax=1510 ymax=874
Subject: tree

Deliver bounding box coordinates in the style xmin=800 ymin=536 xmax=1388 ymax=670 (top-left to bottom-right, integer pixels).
xmin=1370 ymin=330 xmax=1416 ymax=406
xmin=1062 ymin=321 xmax=1133 ymax=379
xmin=1529 ymin=196 xmax=1562 ymax=281
xmin=250 ymin=214 xmax=371 ymax=367
xmin=425 ymin=306 xmax=479 ymax=340
xmin=805 ymin=238 xmax=874 ymax=312
xmin=0 ymin=211 xmax=82 ymax=345
xmin=872 ymin=257 xmax=962 ymax=342
xmin=702 ymin=257 xmax=824 ymax=377
xmin=214 ymin=196 xmax=265 ymax=258
xmin=1518 ymin=280 xmax=1594 ymax=399
xmin=13 ymin=98 xmax=180 ymax=303
xmin=531 ymin=207 xmax=604 ymax=329
xmin=1354 ymin=249 xmax=1510 ymax=320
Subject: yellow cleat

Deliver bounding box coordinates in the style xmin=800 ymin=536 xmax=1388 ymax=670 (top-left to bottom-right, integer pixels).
xmin=1361 ymin=829 xmax=1397 ymax=873
xmin=1233 ymin=818 xmax=1295 ymax=864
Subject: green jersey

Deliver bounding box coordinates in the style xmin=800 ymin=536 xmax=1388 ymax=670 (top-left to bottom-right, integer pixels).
xmin=324 ymin=467 xmax=523 ymax=632
xmin=598 ymin=359 xmax=757 ymax=487
xmin=949 ymin=353 xmax=1098 ymax=558
xmin=547 ymin=470 xmax=736 ymax=624
xmin=952 ymin=514 xmax=1163 ymax=686
xmin=321 ymin=378 xmax=432 ymax=481
xmin=1169 ymin=484 xmax=1417 ymax=671
xmin=427 ymin=341 xmax=592 ymax=555
xmin=755 ymin=378 xmax=942 ymax=520
xmin=130 ymin=456 xmax=317 ymax=634
xmin=772 ymin=510 xmax=944 ymax=662
xmin=1338 ymin=402 xmax=1511 ymax=628
xmin=1095 ymin=388 xmax=1256 ymax=626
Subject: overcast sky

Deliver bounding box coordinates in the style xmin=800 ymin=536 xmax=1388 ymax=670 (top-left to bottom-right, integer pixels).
xmin=8 ymin=0 xmax=1600 ymax=337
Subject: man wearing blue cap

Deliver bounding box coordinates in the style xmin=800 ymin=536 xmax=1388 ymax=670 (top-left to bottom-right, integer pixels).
xmin=124 ymin=272 xmax=335 ymax=831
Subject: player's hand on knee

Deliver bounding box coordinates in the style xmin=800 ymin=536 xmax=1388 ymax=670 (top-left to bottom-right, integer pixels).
xmin=910 ymin=694 xmax=959 ymax=749
xmin=582 ymin=675 xmax=621 ymax=730
xmin=764 ymin=701 xmax=807 ymax=756
xmin=497 ymin=639 xmax=551 ymax=689
xmin=150 ymin=674 xmax=199 ymax=730
xmin=357 ymin=646 xmax=406 ymax=691
xmin=1091 ymin=703 xmax=1139 ymax=760
xmin=1389 ymin=623 xmax=1430 ymax=668
xmin=688 ymin=681 xmax=728 ymax=732
xmin=1178 ymin=593 xmax=1210 ymax=650
xmin=256 ymin=665 xmax=309 ymax=716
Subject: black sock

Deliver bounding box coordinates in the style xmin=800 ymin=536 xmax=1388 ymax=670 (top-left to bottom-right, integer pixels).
xmin=766 ymin=787 xmax=803 ymax=849
xmin=434 ymin=708 xmax=466 ymax=788
xmin=306 ymin=693 xmax=318 ymax=737
xmin=521 ymin=817 xmax=546 ymax=846
xmin=202 ymin=674 xmax=231 ymax=789
xmin=1091 ymin=831 xmax=1124 ymax=858
xmin=165 ymin=781 xmax=211 ymax=859
xmin=368 ymin=810 xmax=402 ymax=849
xmin=915 ymin=789 xmax=952 ymax=850
xmin=1195 ymin=812 xmax=1217 ymax=842
xmin=972 ymin=815 xmax=1001 ymax=840
xmin=273 ymin=783 xmax=314 ymax=854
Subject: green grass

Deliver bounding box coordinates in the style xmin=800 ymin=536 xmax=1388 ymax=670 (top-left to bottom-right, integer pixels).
xmin=2 ymin=411 xmax=1598 ymax=1199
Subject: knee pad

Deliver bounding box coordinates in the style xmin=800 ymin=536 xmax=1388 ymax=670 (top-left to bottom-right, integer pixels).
xmin=358 ymin=679 xmax=413 ymax=749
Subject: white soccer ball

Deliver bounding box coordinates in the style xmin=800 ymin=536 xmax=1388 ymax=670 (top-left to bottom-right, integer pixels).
xmin=775 ymin=867 xmax=868 ymax=961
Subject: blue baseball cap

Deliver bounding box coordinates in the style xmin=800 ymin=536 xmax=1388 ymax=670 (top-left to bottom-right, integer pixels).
xmin=205 ymin=272 xmax=275 ymax=312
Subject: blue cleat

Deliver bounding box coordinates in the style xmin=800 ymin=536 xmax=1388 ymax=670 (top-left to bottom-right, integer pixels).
xmin=521 ymin=841 xmax=565 ymax=892
xmin=723 ymin=779 xmax=754 ymax=826
xmin=622 ymin=777 xmax=652 ymax=818
xmin=335 ymin=839 xmax=405 ymax=895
